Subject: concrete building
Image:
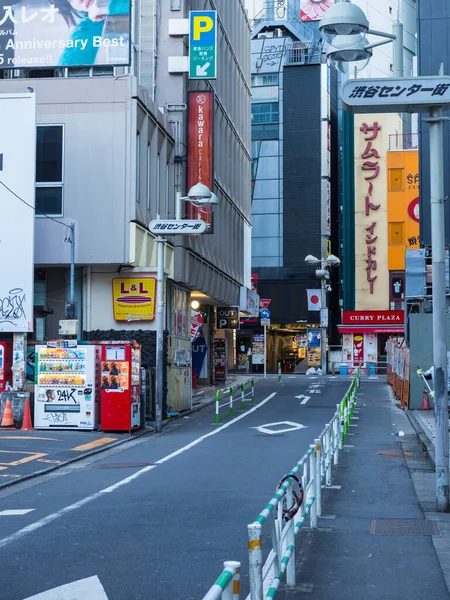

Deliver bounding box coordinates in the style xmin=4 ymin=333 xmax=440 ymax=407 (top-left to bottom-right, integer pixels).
xmin=0 ymin=1 xmax=252 ymax=414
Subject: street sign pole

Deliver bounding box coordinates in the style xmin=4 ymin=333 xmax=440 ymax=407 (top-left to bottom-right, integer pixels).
xmin=264 ymin=324 xmax=267 ymax=379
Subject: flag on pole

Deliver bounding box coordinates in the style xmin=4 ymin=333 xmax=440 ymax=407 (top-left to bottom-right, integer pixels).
xmin=307 ymin=289 xmax=322 ymax=311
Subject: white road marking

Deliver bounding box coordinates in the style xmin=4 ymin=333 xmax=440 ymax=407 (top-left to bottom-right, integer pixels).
xmin=307 ymin=389 xmax=322 ymax=394
xmin=253 ymin=421 xmax=306 ymax=435
xmin=0 ymin=391 xmax=278 ymax=550
xmin=24 ymin=576 xmax=108 ymax=599
xmin=0 ymin=509 xmax=35 ymax=516
xmin=295 ymin=395 xmax=311 ymax=404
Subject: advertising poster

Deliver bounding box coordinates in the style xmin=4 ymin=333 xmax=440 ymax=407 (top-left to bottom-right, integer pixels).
xmin=301 ymin=0 xmax=334 ymax=22
xmin=252 ymin=334 xmax=265 ymax=365
xmin=187 ymin=91 xmax=214 ymax=232
xmin=101 ymin=360 xmax=128 ymax=390
xmin=112 ymin=278 xmax=156 ymax=322
xmin=307 ymin=328 xmax=321 ymax=367
xmin=0 ymin=0 xmax=131 ymax=69
xmin=353 ymin=335 xmax=364 ymax=366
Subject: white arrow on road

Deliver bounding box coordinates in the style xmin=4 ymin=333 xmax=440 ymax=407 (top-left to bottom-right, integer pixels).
xmin=196 ymin=62 xmax=211 ymax=76
xmin=24 ymin=576 xmax=108 ymax=599
xmin=296 ymin=395 xmax=311 ymax=404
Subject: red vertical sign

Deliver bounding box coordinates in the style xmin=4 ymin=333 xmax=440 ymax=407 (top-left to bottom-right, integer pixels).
xmin=187 ymin=91 xmax=214 ymax=232
xmin=353 ymin=335 xmax=365 ymax=366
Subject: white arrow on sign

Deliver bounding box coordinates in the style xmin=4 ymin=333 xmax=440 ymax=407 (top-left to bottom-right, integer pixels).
xmin=196 ymin=62 xmax=211 ymax=76
xmin=24 ymin=576 xmax=108 ymax=600
xmin=296 ymin=395 xmax=311 ymax=404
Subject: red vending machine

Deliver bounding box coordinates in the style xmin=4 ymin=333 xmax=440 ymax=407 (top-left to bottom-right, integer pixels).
xmin=100 ymin=341 xmax=141 ymax=432
xmin=0 ymin=342 xmax=12 ymax=392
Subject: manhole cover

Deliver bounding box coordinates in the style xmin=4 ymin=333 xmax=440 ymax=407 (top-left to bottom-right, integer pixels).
xmin=370 ymin=519 xmax=440 ymax=536
xmin=93 ymin=462 xmax=154 ymax=469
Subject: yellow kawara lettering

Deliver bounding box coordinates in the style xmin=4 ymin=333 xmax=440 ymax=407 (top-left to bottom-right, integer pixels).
xmin=193 ymin=16 xmax=213 ymax=40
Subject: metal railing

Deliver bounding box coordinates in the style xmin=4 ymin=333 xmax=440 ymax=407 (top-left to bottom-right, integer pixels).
xmin=202 ymin=371 xmax=361 ymax=599
xmin=330 ymin=360 xmax=387 ymax=376
xmin=215 ymin=380 xmax=255 ymax=425
xmin=203 ymin=561 xmax=241 ymax=600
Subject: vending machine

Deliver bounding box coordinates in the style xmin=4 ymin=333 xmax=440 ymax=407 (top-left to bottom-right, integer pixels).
xmin=34 ymin=342 xmax=101 ymax=429
xmin=100 ymin=342 xmax=141 ymax=431
xmin=0 ymin=341 xmax=12 ymax=392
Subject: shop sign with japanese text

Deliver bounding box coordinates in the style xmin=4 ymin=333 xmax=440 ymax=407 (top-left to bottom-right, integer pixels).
xmin=342 ymin=77 xmax=450 ymax=114
xmin=189 ymin=11 xmax=217 ymax=79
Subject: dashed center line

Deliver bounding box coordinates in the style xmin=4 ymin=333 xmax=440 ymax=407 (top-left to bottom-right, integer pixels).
xmin=0 ymin=509 xmax=35 ymax=516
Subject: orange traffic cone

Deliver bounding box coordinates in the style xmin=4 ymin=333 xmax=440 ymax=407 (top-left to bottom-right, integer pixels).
xmin=20 ymin=398 xmax=33 ymax=431
xmin=1 ymin=400 xmax=15 ymax=428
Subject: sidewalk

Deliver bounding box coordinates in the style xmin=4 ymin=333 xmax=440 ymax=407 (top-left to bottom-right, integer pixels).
xmin=278 ymin=380 xmax=450 ymax=599
xmin=407 ymin=408 xmax=445 ymax=465
xmin=0 ymin=374 xmax=255 ymax=490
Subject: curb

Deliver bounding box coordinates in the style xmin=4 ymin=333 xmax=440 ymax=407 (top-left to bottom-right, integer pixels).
xmin=405 ymin=409 xmax=436 ymax=467
xmin=0 ymin=377 xmax=257 ymax=492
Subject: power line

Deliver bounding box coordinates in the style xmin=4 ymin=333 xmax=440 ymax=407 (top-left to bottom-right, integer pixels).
xmin=0 ymin=179 xmax=69 ymax=228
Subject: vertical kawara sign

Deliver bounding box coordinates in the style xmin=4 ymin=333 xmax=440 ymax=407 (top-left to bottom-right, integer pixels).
xmin=187 ymin=91 xmax=214 ymax=232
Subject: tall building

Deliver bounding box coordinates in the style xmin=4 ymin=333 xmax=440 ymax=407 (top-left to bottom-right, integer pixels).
xmin=0 ymin=1 xmax=252 ymax=413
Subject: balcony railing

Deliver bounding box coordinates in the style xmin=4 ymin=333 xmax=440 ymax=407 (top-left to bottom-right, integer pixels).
xmin=389 ymin=133 xmax=419 ymax=151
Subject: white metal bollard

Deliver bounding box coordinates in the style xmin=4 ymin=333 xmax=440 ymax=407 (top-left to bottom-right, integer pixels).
xmin=309 ymin=447 xmax=317 ymax=529
xmin=314 ymin=438 xmax=322 ymax=517
xmin=248 ymin=522 xmax=264 ymax=600
xmin=333 ymin=411 xmax=340 ymax=465
xmin=337 ymin=403 xmax=344 ymax=451
xmin=222 ymin=561 xmax=241 ymax=600
xmin=326 ymin=427 xmax=332 ymax=487
xmin=285 ymin=485 xmax=296 ymax=587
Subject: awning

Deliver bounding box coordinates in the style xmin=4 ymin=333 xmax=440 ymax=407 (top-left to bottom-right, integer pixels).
xmin=338 ymin=326 xmax=404 ymax=334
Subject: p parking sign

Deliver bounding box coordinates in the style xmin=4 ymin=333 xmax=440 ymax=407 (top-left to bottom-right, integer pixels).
xmin=189 ymin=11 xmax=217 ymax=79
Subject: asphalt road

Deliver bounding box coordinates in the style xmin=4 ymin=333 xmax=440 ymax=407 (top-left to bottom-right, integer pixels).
xmin=0 ymin=375 xmax=354 ymax=600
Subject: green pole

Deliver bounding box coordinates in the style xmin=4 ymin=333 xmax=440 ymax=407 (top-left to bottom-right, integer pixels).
xmin=278 ymin=362 xmax=282 ymax=383
xmin=252 ymin=379 xmax=255 ymax=404
xmin=344 ymin=397 xmax=349 ymax=435
xmin=215 ymin=390 xmax=220 ymax=425
xmin=229 ymin=386 xmax=233 ymax=417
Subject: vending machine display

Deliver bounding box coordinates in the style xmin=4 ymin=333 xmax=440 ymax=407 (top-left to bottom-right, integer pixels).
xmin=34 ymin=344 xmax=101 ymax=429
xmin=100 ymin=342 xmax=141 ymax=431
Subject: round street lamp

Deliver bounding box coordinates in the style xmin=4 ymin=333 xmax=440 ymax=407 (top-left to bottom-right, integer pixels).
xmin=319 ymin=0 xmax=369 ymax=46
xmin=326 ymin=34 xmax=372 ymax=74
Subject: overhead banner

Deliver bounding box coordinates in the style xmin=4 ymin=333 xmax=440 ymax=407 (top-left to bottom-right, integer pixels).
xmin=0 ymin=93 xmax=35 ymax=333
xmin=187 ymin=91 xmax=214 ymax=232
xmin=0 ymin=0 xmax=131 ymax=69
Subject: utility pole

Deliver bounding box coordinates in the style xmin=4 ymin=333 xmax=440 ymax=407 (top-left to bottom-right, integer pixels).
xmin=155 ymin=236 xmax=166 ymax=434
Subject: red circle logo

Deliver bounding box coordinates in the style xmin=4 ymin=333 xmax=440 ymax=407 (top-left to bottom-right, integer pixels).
xmin=310 ymin=295 xmax=320 ymax=305
xmin=408 ymin=198 xmax=420 ymax=223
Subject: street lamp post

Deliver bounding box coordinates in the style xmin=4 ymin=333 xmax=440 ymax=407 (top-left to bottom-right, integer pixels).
xmin=152 ymin=183 xmax=218 ymax=434
xmin=319 ymin=1 xmax=449 ymax=511
xmin=305 ymin=254 xmax=340 ymax=375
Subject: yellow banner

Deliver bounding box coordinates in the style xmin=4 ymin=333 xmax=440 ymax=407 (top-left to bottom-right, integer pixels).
xmin=112 ymin=278 xmax=156 ymax=322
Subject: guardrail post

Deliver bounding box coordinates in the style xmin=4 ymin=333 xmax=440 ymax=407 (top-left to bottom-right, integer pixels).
xmin=241 ymin=383 xmax=245 ymax=411
xmin=278 ymin=362 xmax=282 ymax=383
xmin=222 ymin=561 xmax=241 ymax=600
xmin=286 ymin=485 xmax=296 ymax=587
xmin=252 ymin=379 xmax=255 ymax=404
xmin=314 ymin=438 xmax=322 ymax=517
xmin=215 ymin=391 xmax=220 ymax=425
xmin=344 ymin=397 xmax=349 ymax=436
xmin=309 ymin=446 xmax=317 ymax=529
xmin=248 ymin=522 xmax=263 ymax=600
xmin=334 ymin=408 xmax=340 ymax=463
xmin=340 ymin=401 xmax=345 ymax=446
xmin=325 ymin=427 xmax=332 ymax=487
xmin=229 ymin=386 xmax=233 ymax=417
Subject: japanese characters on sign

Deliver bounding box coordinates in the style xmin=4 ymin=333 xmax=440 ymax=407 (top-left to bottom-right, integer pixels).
xmin=0 ymin=0 xmax=131 ymax=69
xmin=360 ymin=122 xmax=382 ymax=294
xmin=189 ymin=10 xmax=217 ymax=79
xmin=187 ymin=91 xmax=214 ymax=232
xmin=342 ymin=77 xmax=450 ymax=114
xmin=149 ymin=220 xmax=207 ymax=234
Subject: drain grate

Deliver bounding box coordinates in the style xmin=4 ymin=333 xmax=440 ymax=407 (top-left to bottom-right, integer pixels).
xmin=94 ymin=462 xmax=154 ymax=469
xmin=370 ymin=519 xmax=440 ymax=536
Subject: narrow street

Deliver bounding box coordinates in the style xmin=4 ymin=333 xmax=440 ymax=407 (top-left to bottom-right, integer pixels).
xmin=0 ymin=376 xmax=353 ymax=600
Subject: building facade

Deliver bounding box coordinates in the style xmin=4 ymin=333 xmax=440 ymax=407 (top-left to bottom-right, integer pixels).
xmin=0 ymin=1 xmax=252 ymax=414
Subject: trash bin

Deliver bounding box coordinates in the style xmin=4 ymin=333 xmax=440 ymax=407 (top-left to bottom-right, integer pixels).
xmin=339 ymin=364 xmax=348 ymax=375
xmin=369 ymin=363 xmax=376 ymax=375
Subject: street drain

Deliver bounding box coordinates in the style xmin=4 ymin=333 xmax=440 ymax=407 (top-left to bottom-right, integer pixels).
xmin=93 ymin=462 xmax=154 ymax=469
xmin=370 ymin=519 xmax=440 ymax=536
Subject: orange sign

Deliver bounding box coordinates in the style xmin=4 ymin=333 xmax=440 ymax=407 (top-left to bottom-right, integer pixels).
xmin=112 ymin=278 xmax=156 ymax=322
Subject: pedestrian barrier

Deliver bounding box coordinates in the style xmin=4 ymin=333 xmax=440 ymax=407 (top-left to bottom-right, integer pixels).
xmin=203 ymin=561 xmax=241 ymax=600
xmin=277 ymin=363 xmax=282 ymax=383
xmin=215 ymin=380 xmax=255 ymax=425
xmin=386 ymin=340 xmax=410 ymax=409
xmin=203 ymin=370 xmax=361 ymax=600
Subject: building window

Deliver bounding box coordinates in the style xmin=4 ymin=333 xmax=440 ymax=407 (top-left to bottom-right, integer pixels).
xmin=146 ymin=144 xmax=151 ymax=209
xmin=136 ymin=133 xmax=140 ymax=203
xmin=251 ymin=74 xmax=279 ymax=87
xmin=156 ymin=154 xmax=161 ymax=217
xmin=251 ymin=102 xmax=279 ymax=125
xmin=36 ymin=125 xmax=63 ymax=216
xmin=251 ymin=124 xmax=279 ymax=140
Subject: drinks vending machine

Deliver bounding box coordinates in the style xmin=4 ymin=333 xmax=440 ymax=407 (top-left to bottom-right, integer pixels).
xmin=100 ymin=341 xmax=141 ymax=432
xmin=0 ymin=342 xmax=12 ymax=392
xmin=34 ymin=342 xmax=101 ymax=429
